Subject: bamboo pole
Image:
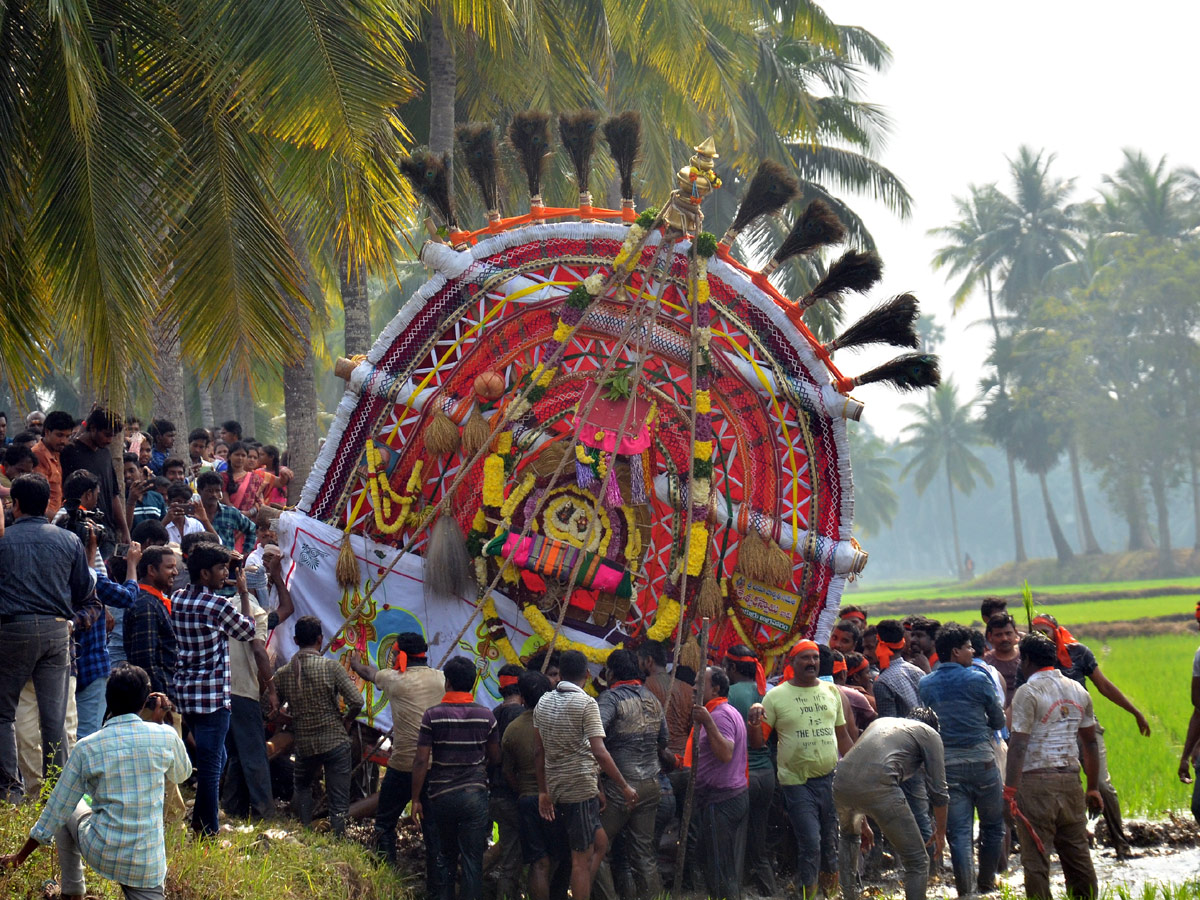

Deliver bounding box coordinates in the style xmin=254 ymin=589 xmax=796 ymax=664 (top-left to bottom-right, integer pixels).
xmin=672 ymin=616 xmax=710 ymax=896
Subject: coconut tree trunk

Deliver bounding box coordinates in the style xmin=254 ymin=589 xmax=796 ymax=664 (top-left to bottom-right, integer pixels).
xmin=196 ymin=370 xmax=215 ymax=434
xmin=1148 ymin=463 xmax=1174 ymax=574
xmin=1117 ymin=470 xmax=1154 ymax=551
xmin=945 ymin=461 xmax=963 ymax=580
xmin=1038 ymin=470 xmax=1075 ymax=564
xmin=427 ymin=6 xmax=456 ymax=169
xmin=212 ymin=363 xmax=238 ymax=432
xmin=152 ymin=324 xmax=188 ymax=433
xmin=1006 ymin=450 xmax=1027 ymax=563
xmin=236 ymin=381 xmax=256 ymax=439
xmin=1191 ymin=449 xmax=1200 ymax=551
xmin=339 ymin=247 xmax=372 ymax=357
xmin=283 ymin=236 xmax=321 ymax=503
xmin=1067 ymin=439 xmax=1102 ymax=554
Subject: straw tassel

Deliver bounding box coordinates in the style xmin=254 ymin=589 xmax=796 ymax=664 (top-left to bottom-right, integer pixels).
xmin=697 ymin=570 xmax=723 ymax=619
xmin=461 ymin=404 xmax=491 ymax=458
xmin=679 ymin=635 xmax=701 ymax=672
xmin=765 ymin=537 xmax=794 ymax=587
xmin=336 ymin=532 xmax=359 ymax=589
xmin=735 ymin=529 xmax=770 ymax=583
xmin=423 ymin=409 xmax=461 ymax=456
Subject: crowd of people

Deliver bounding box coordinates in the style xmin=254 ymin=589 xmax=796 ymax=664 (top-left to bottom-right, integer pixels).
xmin=0 ymin=404 xmax=1163 ymax=900
xmin=0 ymin=408 xmax=295 ymax=898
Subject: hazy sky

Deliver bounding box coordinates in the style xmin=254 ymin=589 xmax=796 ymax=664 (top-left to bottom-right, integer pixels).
xmin=815 ymin=0 xmax=1199 ymax=439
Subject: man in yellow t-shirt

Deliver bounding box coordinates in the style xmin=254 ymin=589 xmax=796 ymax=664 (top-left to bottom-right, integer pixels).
xmin=752 ymin=639 xmax=852 ymax=900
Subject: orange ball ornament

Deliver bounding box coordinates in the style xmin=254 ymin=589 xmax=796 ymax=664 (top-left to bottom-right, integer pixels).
xmin=474 ymin=371 xmax=506 ymax=400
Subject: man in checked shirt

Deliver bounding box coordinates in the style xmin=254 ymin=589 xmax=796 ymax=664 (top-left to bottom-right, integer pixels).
xmin=171 ymin=541 xmax=256 ymax=836
xmin=0 ymin=663 xmax=191 ymax=900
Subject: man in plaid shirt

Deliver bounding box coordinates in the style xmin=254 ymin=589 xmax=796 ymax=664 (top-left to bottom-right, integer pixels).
xmin=172 ymin=541 xmax=256 ymax=836
xmin=275 ymin=615 xmax=363 ymax=836
xmin=0 ymin=663 xmax=191 ymax=900
xmin=193 ymin=471 xmax=255 ymax=552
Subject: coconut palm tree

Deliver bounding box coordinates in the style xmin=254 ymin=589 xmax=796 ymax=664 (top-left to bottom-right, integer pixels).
xmin=847 ymin=424 xmax=899 ymax=539
xmin=901 ymin=381 xmax=993 ymax=579
xmin=0 ymin=0 xmax=423 ymax=488
xmin=992 ymin=146 xmax=1082 ymax=313
xmin=1097 ymin=148 xmax=1200 ymax=239
xmin=930 ymin=183 xmax=1028 ymax=562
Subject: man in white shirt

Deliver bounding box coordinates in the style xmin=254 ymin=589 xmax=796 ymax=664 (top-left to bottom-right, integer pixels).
xmin=163 ymin=482 xmax=205 ymax=544
xmin=1005 ymin=632 xmax=1101 ymax=900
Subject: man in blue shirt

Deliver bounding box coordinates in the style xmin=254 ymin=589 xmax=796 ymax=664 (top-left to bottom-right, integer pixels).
xmin=918 ymin=623 xmax=1006 ymax=897
xmin=0 ymin=474 xmax=94 ymax=804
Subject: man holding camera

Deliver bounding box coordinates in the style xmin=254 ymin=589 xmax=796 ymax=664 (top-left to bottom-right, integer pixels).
xmin=172 ymin=541 xmax=257 ymax=836
xmin=60 ymin=407 xmax=130 ymax=556
xmin=0 ymin=474 xmax=95 ymax=804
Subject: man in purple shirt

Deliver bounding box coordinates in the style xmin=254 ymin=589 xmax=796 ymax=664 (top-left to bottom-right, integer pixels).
xmin=692 ymin=665 xmax=749 ymax=900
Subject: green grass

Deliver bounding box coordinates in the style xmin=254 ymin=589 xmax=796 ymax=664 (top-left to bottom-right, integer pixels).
xmin=1073 ymin=632 xmax=1197 ymax=817
xmin=0 ymin=802 xmax=415 ymax=900
xmin=846 ymin=576 xmax=1200 ymax=607
xmin=922 ymin=594 xmax=1197 ymax=628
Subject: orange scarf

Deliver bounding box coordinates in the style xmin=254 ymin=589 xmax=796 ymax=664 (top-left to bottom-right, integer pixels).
xmin=608 ymin=679 xmax=642 ymax=690
xmin=441 ymin=691 xmax=476 ymax=704
xmin=1032 ymin=615 xmax=1077 ymax=670
xmin=876 ymin=639 xmax=905 ymax=671
xmin=138 ymin=584 xmax=172 ymax=615
xmin=683 ymin=697 xmax=730 ymax=768
xmin=726 ymin=651 xmax=766 ymax=695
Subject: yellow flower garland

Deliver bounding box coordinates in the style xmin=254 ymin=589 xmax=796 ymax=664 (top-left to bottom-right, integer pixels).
xmin=695 ymin=440 xmax=714 ymax=461
xmin=365 ymin=442 xmax=422 ymax=534
xmin=695 ymin=390 xmax=711 ymax=415
xmin=500 ymin=473 xmax=535 ymax=524
xmin=482 ymin=596 xmax=522 ymax=665
xmin=482 ymin=454 xmax=506 ymax=507
xmin=523 ymin=603 xmax=619 ymax=664
xmin=686 ymin=522 xmax=708 ymax=576
xmin=646 ymin=595 xmax=681 ymax=642
xmin=552 ymin=321 xmax=571 ymax=343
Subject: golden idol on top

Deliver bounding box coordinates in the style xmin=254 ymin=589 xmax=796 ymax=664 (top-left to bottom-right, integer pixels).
xmin=662 ymin=136 xmax=722 ymax=234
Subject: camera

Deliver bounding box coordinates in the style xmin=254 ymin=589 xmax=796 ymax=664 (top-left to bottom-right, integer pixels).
xmin=59 ymin=499 xmax=110 ymax=546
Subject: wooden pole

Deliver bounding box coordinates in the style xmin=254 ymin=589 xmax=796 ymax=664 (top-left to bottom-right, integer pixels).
xmin=672 ymin=616 xmax=710 ymax=896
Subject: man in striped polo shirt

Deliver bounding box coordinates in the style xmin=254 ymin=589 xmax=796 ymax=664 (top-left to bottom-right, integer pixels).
xmin=533 ymin=649 xmax=638 ymax=900
xmin=411 ymin=656 xmax=498 ymax=900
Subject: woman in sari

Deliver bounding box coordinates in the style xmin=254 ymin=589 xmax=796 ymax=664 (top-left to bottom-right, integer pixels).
xmin=258 ymin=444 xmax=292 ymax=509
xmin=223 ymin=441 xmax=266 ymax=520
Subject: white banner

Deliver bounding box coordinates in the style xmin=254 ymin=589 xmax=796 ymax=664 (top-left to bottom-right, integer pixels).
xmin=274 ymin=511 xmax=614 ymax=734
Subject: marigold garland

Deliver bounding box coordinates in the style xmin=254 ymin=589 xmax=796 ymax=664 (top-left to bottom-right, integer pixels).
xmin=695 ymin=390 xmax=711 ymax=415
xmin=482 ymin=454 xmax=506 ymax=507
xmin=686 ymin=522 xmax=708 ymax=577
xmin=482 ymin=596 xmax=522 ymax=665
xmin=365 ymin=441 xmax=422 ymax=534
xmin=646 ymin=595 xmax=681 ymax=642
xmin=694 ymin=440 xmax=714 ymax=461
xmin=523 ymin=602 xmax=620 ymax=664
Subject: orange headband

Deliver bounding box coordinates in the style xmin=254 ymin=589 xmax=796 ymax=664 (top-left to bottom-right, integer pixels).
xmin=832 ymin=659 xmax=847 ymax=675
xmin=498 ymin=675 xmax=519 ymax=688
xmin=1032 ymin=616 xmax=1076 ymax=670
xmin=793 ymin=640 xmax=819 ymax=656
xmin=847 ymin=658 xmax=869 ymax=676
xmin=393 ymin=648 xmax=426 ymax=672
xmin=840 ymin=610 xmax=866 ymax=623
xmin=876 ymin=638 xmax=905 ymax=671
xmin=726 ymin=651 xmax=767 ymax=696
